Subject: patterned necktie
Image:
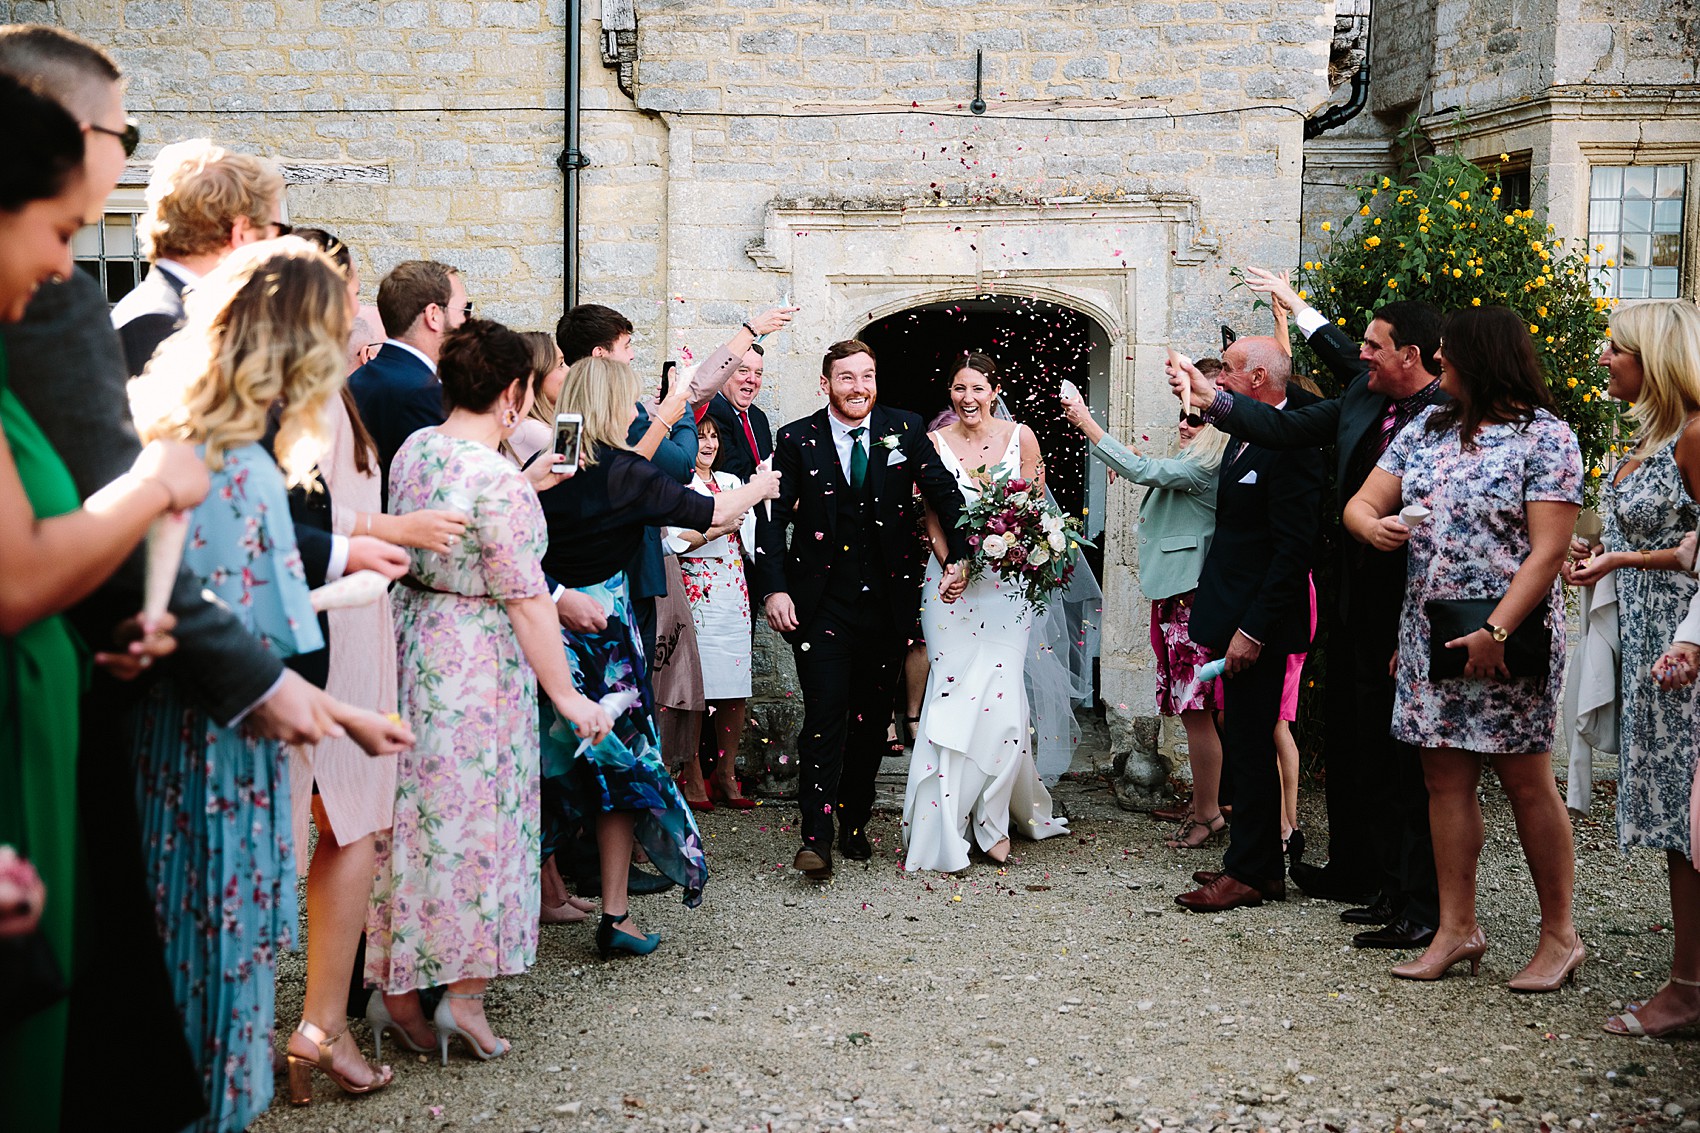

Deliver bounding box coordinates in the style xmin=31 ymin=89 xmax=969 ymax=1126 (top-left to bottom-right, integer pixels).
xmin=1373 ymin=401 xmax=1400 ymax=459
xmin=848 ymin=426 xmax=868 ymax=491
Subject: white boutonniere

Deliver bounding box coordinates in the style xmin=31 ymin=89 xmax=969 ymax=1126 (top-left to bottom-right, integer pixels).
xmin=877 ymin=433 xmax=903 ymax=452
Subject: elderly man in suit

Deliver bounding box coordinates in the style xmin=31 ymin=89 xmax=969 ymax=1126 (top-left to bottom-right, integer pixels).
xmin=1173 ymin=336 xmax=1325 ymax=913
xmin=753 ymin=339 xmax=970 ymax=878
xmin=1173 ymin=273 xmax=1446 ymax=948
xmin=110 ymin=138 xmax=286 ymax=377
xmin=702 ymin=343 xmax=772 ymax=481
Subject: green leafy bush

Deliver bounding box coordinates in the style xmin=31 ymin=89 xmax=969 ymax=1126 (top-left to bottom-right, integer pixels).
xmin=1293 ymin=150 xmax=1624 ymax=493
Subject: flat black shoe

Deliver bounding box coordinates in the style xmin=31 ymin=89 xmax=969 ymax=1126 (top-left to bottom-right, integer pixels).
xmin=838 ymin=828 xmax=873 ymax=861
xmin=1289 ymin=861 xmax=1376 ymax=904
xmin=1341 ymin=893 xmax=1399 ymax=926
xmin=626 ymin=867 xmax=677 ymax=896
xmin=1351 ymin=916 xmax=1437 ymax=950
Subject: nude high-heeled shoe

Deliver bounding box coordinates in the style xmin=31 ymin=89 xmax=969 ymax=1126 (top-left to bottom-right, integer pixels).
xmin=1508 ymin=937 xmax=1586 ymax=993
xmin=285 ymin=1020 xmax=394 ymax=1106
xmin=1391 ymin=926 xmax=1487 ymax=981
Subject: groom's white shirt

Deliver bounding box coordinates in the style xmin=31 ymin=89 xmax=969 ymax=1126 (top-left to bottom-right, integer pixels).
xmin=827 ymin=408 xmax=872 ymax=484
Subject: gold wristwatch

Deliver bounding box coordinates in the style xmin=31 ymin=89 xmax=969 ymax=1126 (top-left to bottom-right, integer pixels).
xmin=1483 ymin=622 xmax=1510 ymax=643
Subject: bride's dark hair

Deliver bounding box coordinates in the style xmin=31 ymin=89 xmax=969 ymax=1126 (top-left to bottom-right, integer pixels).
xmin=952 ymin=350 xmax=999 ymax=385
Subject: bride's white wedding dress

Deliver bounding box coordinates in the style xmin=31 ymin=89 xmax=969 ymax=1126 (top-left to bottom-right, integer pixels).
xmin=901 ymin=427 xmax=1070 ymax=873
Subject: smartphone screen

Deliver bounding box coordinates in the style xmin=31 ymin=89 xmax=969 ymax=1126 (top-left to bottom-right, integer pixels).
xmin=553 ymin=413 xmax=582 ymax=471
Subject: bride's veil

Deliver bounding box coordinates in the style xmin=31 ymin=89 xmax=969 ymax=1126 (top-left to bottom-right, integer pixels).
xmin=991 ymin=392 xmax=1102 ymax=783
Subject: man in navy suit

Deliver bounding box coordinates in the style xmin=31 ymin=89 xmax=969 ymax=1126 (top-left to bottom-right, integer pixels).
xmin=702 ymin=343 xmax=772 ymax=481
xmin=349 ymin=259 xmax=467 ymax=503
xmin=1174 ymin=336 xmax=1325 ymax=913
xmin=110 ymin=138 xmax=287 ymax=377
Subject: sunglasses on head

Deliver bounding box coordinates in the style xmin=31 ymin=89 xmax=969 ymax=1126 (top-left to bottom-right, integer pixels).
xmin=87 ymin=117 xmax=140 ymax=157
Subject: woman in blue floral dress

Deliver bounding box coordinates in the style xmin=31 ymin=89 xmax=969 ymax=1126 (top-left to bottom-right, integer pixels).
xmin=128 ymin=240 xmax=411 ymax=1131
xmin=535 ymin=357 xmax=779 ymax=956
xmin=1345 ymin=305 xmax=1583 ymax=991
xmin=1568 ymin=301 xmax=1700 ymax=1038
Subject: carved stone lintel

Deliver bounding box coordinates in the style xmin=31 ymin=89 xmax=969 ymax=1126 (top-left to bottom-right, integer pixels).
xmin=118 ymin=161 xmax=391 ymax=187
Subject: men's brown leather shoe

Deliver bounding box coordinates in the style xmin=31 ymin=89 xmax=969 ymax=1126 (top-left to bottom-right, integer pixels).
xmin=1176 ymin=874 xmax=1266 ymax=911
xmin=793 ymin=847 xmax=832 ymax=880
xmin=1190 ymin=870 xmax=1284 ymax=901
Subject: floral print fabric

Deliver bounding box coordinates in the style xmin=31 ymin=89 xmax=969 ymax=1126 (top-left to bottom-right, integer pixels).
xmin=366 ymin=431 xmax=549 ymax=993
xmin=130 ymin=442 xmax=321 ymax=1133
xmin=1603 ymin=438 xmax=1700 ymax=852
xmin=1150 ymin=594 xmax=1224 ymax=715
xmin=1378 ymin=407 xmax=1582 ymax=753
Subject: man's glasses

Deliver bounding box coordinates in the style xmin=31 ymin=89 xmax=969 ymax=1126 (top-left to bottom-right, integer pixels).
xmin=87 ymin=118 xmax=140 ymax=157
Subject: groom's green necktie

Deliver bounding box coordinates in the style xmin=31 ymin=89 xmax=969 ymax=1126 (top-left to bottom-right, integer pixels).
xmin=849 ymin=426 xmax=868 ymax=492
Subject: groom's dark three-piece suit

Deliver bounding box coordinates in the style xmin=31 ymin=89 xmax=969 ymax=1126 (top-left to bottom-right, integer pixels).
xmin=753 ymin=404 xmax=969 ymax=865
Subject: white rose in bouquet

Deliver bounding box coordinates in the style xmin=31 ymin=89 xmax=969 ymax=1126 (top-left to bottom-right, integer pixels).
xmin=1009 ymin=491 xmax=1029 ymax=506
xmin=981 ymin=533 xmax=1010 ymax=559
xmin=1041 ymin=514 xmax=1064 ymax=536
xmin=1048 ymin=530 xmax=1067 ymax=552
xmin=1029 ymin=544 xmax=1051 ymax=566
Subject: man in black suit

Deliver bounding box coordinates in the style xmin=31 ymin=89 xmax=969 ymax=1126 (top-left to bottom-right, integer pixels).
xmin=349 ymin=259 xmax=466 ymax=502
xmin=1173 ymin=270 xmax=1445 ymax=947
xmin=110 ymin=138 xmax=287 ymax=377
xmin=1174 ymin=337 xmax=1325 ymax=912
xmin=754 ymin=339 xmax=970 ymax=878
xmin=702 ymin=343 xmax=772 ymax=480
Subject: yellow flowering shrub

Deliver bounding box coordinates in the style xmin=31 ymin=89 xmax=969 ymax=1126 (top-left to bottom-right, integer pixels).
xmin=1293 ymin=150 xmax=1620 ymax=495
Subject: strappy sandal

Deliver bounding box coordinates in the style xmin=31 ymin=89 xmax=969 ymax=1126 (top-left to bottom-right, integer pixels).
xmin=286 ymin=1020 xmax=394 ymax=1106
xmin=1603 ymin=975 xmax=1700 ymax=1038
xmin=1165 ymin=811 xmax=1228 ymax=849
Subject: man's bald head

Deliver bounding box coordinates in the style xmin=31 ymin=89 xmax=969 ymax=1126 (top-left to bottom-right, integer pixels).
xmin=0 ymin=25 xmax=119 ymax=122
xmin=1221 ymin=335 xmax=1291 ymax=405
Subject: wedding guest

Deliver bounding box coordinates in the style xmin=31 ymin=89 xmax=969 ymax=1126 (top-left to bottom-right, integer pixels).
xmin=1343 ymin=305 xmax=1582 ymax=986
xmin=1062 ymin=387 xmax=1230 ymax=849
xmin=702 ymin=342 xmax=772 ymax=479
xmin=349 ymin=259 xmax=467 ymax=501
xmin=537 ymin=357 xmax=779 ymax=955
xmin=662 ymin=413 xmax=759 ymax=808
xmin=512 ymin=329 xmax=568 ymax=464
xmin=286 ymin=227 xmax=468 ymax=1100
xmin=365 ymin=320 xmax=612 ymax=1062
xmin=111 ymin=138 xmax=286 ymax=376
xmin=1275 ymin=578 xmax=1317 ymax=860
xmin=0 ymin=74 xmax=211 ymax=1133
xmin=0 ymin=30 xmax=366 ymax=1131
xmin=128 ymin=238 xmax=412 ymax=1132
xmin=1572 ymin=300 xmax=1700 ymax=1034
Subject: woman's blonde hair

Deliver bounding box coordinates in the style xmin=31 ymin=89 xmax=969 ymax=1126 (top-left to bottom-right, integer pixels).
xmin=1614 ymin=300 xmax=1700 ymax=457
xmin=555 ymin=355 xmax=639 ymax=468
xmin=520 ymin=330 xmax=562 ymax=431
xmin=132 ymin=237 xmax=350 ymax=488
xmin=1178 ymin=422 xmax=1231 ymax=470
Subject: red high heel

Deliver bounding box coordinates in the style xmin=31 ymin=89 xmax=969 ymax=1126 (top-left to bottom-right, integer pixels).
xmin=709 ymin=778 xmax=757 ymax=810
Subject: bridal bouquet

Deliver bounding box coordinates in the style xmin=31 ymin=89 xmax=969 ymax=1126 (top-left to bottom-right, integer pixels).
xmin=958 ymin=470 xmax=1090 ymax=614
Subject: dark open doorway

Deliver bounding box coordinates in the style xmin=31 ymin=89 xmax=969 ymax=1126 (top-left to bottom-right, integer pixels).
xmin=857 ymin=295 xmax=1109 ymax=554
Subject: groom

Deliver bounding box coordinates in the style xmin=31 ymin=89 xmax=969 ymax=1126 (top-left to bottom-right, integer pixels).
xmin=754 ymin=339 xmax=971 ymax=878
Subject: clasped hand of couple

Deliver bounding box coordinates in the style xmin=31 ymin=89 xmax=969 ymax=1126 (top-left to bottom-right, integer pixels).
xmin=1562 ymin=531 xmax=1700 ymax=690
xmin=764 ymin=561 xmax=966 ymax=634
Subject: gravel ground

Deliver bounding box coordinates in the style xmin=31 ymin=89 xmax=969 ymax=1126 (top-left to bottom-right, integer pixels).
xmin=258 ymin=756 xmax=1699 ymax=1133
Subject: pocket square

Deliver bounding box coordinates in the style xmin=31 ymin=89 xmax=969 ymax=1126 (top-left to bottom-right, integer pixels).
xmin=886 ymin=451 xmax=906 ymax=466
xmin=1238 ymin=470 xmax=1258 ymax=485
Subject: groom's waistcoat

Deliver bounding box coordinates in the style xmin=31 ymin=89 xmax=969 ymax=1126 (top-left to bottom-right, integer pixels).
xmin=826 ymin=460 xmax=884 ymax=600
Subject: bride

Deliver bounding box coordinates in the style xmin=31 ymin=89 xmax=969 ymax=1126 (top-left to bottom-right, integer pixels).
xmin=901 ymin=352 xmax=1071 ymax=873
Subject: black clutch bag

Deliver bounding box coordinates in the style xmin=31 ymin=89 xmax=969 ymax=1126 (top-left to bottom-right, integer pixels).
xmin=1425 ymin=597 xmax=1551 ymax=681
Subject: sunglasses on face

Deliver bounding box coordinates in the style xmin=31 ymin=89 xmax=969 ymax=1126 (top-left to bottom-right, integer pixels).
xmin=87 ymin=117 xmax=140 ymax=157
xmin=1179 ymin=411 xmax=1204 ymax=427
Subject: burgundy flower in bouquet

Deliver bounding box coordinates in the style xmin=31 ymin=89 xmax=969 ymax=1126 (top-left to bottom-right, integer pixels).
xmin=957 ymin=470 xmax=1091 ymax=614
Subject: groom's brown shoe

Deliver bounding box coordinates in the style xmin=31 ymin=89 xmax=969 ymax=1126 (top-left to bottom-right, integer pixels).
xmin=793 ymin=847 xmax=832 ymax=880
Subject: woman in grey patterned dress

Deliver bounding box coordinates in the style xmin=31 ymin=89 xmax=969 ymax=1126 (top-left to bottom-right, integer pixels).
xmin=1345 ymin=306 xmax=1583 ymax=990
xmin=1571 ymin=300 xmax=1700 ymax=1038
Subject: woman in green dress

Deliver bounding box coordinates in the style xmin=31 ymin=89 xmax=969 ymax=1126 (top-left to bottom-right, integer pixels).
xmin=0 ymin=75 xmax=211 ymax=1130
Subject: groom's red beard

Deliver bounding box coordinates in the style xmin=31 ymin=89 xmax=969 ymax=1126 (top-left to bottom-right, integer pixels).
xmin=828 ymin=388 xmax=876 ymax=422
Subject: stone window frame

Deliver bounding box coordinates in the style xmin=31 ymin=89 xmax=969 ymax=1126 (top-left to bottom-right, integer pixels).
xmin=1578 ymin=141 xmax=1698 ymax=303
xmin=74 ymin=188 xmax=149 ymax=306
xmin=1585 ymin=163 xmax=1687 ymax=301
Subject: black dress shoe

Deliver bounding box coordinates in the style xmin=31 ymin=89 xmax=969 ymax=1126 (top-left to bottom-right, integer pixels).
xmin=1288 ymin=860 xmax=1376 ymax=904
xmin=1341 ymin=893 xmax=1399 ymax=926
xmin=838 ymin=828 xmax=873 ymax=861
xmin=1351 ymin=916 xmax=1437 ymax=950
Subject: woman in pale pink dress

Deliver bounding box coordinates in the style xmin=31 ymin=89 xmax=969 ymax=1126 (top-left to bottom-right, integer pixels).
xmin=285 ymin=230 xmax=473 ymax=1093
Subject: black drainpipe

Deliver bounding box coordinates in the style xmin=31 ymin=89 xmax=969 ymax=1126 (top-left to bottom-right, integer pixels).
xmin=1305 ymin=60 xmax=1370 ymax=139
xmin=558 ymin=0 xmax=589 ymax=308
